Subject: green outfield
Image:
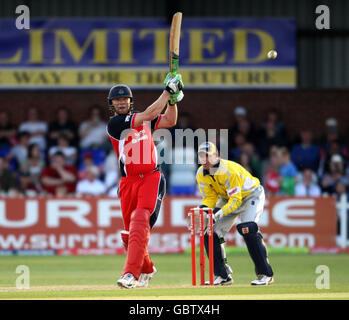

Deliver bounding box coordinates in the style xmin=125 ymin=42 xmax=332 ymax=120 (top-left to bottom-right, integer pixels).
xmin=0 ymin=252 xmax=349 ymax=300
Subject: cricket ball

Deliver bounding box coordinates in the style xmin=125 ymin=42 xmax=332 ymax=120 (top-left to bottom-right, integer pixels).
xmin=267 ymin=50 xmax=277 ymax=59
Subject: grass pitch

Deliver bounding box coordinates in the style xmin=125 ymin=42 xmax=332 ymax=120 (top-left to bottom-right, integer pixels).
xmin=0 ymin=252 xmax=348 ymax=300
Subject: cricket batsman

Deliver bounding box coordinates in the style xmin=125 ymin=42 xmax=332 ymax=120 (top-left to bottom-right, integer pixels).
xmin=192 ymin=141 xmax=274 ymax=285
xmin=107 ymin=73 xmax=184 ymax=288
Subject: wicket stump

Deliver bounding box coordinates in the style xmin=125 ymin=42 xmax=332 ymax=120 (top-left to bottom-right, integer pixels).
xmin=189 ymin=208 xmax=214 ymax=285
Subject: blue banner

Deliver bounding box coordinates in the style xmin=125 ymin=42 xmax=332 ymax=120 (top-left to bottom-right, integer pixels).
xmin=0 ymin=18 xmax=296 ymax=88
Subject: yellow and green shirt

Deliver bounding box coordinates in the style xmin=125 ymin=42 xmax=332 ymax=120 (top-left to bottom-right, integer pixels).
xmin=196 ymin=158 xmax=260 ymax=216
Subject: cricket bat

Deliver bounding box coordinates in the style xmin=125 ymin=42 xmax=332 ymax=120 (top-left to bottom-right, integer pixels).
xmin=169 ymin=12 xmax=182 ymax=76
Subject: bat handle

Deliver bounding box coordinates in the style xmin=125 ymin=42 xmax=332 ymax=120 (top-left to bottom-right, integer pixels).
xmin=169 ymin=69 xmax=178 ymax=105
xmin=169 ymin=96 xmax=176 ymax=105
xmin=170 ymin=54 xmax=179 ymax=75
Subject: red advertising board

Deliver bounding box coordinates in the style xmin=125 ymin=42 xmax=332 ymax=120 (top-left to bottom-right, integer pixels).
xmin=0 ymin=196 xmax=337 ymax=253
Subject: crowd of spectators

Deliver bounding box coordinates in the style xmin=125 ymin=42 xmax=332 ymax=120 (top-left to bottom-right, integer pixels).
xmin=0 ymin=105 xmax=118 ymax=197
xmin=0 ymin=104 xmax=349 ymax=199
xmin=225 ymin=106 xmax=349 ymax=199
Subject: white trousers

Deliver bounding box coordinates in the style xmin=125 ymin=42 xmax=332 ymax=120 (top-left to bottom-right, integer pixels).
xmin=214 ymin=185 xmax=265 ymax=238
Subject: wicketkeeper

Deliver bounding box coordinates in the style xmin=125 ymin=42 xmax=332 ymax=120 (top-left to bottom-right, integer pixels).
xmin=190 ymin=141 xmax=274 ymax=285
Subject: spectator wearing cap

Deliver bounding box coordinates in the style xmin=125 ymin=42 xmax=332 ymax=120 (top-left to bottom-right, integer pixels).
xmin=18 ymin=106 xmax=48 ymax=151
xmin=291 ymin=129 xmax=320 ymax=172
xmin=319 ymin=138 xmax=349 ymax=178
xmin=40 ymin=151 xmax=77 ymax=195
xmin=321 ymin=154 xmax=348 ymax=195
xmin=323 ymin=118 xmax=341 ymax=145
xmin=234 ymin=106 xmax=247 ymax=119
xmin=324 ymin=117 xmax=347 ymax=146
xmin=76 ymin=165 xmax=106 ymax=196
xmin=229 ymin=106 xmax=258 ymax=155
xmin=319 ymin=118 xmax=349 ymax=177
xmin=322 ymin=118 xmax=348 ymax=154
xmin=294 ymin=168 xmax=321 ymax=197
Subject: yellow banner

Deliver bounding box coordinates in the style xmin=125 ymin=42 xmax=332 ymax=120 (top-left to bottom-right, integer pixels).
xmin=0 ymin=68 xmax=296 ymax=88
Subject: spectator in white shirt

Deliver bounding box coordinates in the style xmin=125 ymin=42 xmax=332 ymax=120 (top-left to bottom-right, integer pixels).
xmin=19 ymin=107 xmax=48 ymax=151
xmin=295 ymin=168 xmax=321 ymax=197
xmin=76 ymin=165 xmax=106 ymax=196
xmin=78 ymin=105 xmax=107 ymax=150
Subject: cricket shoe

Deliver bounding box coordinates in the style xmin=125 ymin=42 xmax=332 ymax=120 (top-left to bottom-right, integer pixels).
xmin=135 ymin=266 xmax=157 ymax=288
xmin=205 ymin=275 xmax=233 ymax=286
xmin=117 ymin=273 xmax=137 ymax=289
xmin=251 ymin=275 xmax=274 ymax=286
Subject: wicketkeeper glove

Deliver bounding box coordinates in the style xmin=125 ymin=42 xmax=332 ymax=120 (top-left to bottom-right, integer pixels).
xmin=213 ymin=207 xmax=224 ymax=223
xmin=164 ymin=72 xmax=184 ymax=95
xmin=169 ymin=90 xmax=184 ymax=105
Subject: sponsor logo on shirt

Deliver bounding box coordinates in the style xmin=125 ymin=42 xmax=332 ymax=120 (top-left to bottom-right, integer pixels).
xmin=227 ymin=186 xmax=240 ymax=197
xmin=132 ymin=135 xmax=148 ymax=144
xmin=131 ymin=129 xmax=148 ymax=144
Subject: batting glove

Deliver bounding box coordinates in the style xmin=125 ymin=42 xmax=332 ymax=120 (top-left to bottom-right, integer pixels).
xmin=163 ymin=72 xmax=173 ymax=84
xmin=164 ymin=73 xmax=184 ymax=95
xmin=169 ymin=90 xmax=184 ymax=105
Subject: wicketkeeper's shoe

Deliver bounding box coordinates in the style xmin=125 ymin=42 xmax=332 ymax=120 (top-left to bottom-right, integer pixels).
xmin=205 ymin=275 xmax=233 ymax=286
xmin=251 ymin=275 xmax=274 ymax=286
xmin=117 ymin=273 xmax=137 ymax=289
xmin=135 ymin=266 xmax=157 ymax=288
